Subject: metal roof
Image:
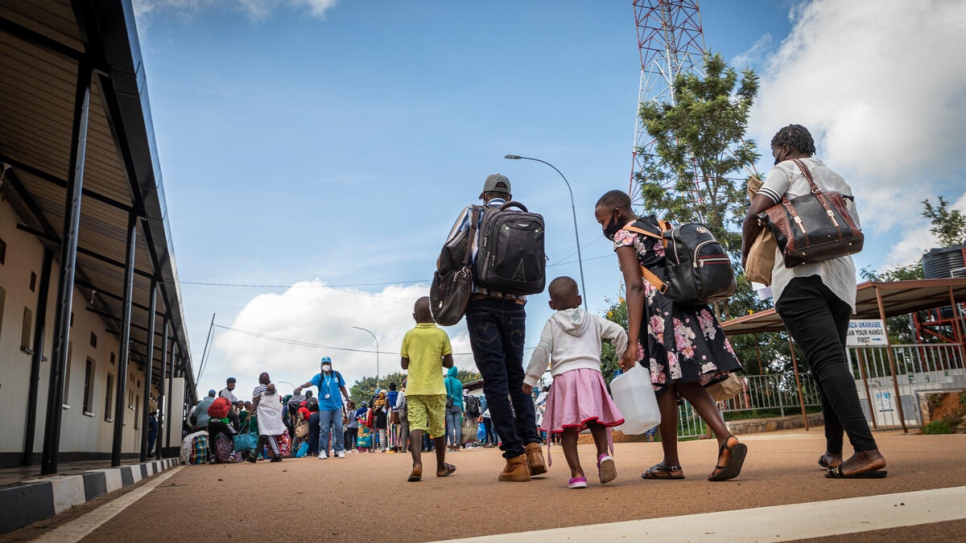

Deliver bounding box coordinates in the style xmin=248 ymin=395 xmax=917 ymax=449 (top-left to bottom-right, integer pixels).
xmin=0 ymin=0 xmax=195 ymax=400
xmin=721 ymin=278 xmax=966 ymax=336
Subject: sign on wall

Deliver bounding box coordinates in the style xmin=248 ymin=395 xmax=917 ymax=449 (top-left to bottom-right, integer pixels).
xmin=847 ymin=319 xmax=888 ymax=347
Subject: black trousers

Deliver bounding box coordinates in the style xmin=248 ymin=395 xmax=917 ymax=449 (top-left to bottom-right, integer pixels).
xmin=775 ymin=276 xmax=878 ymax=453
xmin=207 ymin=419 xmax=234 ymax=446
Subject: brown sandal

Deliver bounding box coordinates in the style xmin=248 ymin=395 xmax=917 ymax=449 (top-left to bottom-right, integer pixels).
xmin=437 ymin=463 xmax=457 ymax=477
xmin=408 ymin=465 xmax=422 ymax=482
xmin=709 ymin=435 xmax=747 ymax=481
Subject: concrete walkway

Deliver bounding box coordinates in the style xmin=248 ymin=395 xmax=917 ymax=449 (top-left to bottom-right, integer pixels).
xmin=2 ymin=431 xmax=964 ymax=542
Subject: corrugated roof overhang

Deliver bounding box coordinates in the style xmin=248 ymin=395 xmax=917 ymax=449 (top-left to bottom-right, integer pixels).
xmin=0 ymin=0 xmax=195 ymax=401
xmin=721 ymin=278 xmax=966 ymax=336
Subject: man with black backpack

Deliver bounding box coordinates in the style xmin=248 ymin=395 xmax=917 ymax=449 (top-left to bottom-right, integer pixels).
xmin=442 ymin=174 xmax=546 ymax=482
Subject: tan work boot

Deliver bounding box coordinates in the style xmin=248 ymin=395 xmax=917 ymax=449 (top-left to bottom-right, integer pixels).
xmin=525 ymin=442 xmax=547 ymax=476
xmin=498 ymin=454 xmax=531 ymax=482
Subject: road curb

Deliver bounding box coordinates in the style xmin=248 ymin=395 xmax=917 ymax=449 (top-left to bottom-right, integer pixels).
xmin=0 ymin=458 xmax=180 ymax=534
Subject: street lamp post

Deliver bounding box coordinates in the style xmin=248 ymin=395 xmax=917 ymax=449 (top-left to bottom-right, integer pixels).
xmin=352 ymin=326 xmax=380 ymax=392
xmin=504 ymin=154 xmax=588 ymax=310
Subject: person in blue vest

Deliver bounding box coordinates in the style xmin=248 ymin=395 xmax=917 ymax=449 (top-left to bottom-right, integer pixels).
xmin=294 ymin=356 xmax=350 ymax=459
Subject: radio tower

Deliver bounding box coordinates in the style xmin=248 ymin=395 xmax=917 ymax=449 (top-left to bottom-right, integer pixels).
xmin=628 ymin=0 xmax=706 ymax=205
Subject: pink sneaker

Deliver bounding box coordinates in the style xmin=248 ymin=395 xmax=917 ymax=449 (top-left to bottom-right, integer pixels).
xmin=598 ymin=454 xmax=617 ymax=484
xmin=568 ymin=477 xmax=587 ymax=489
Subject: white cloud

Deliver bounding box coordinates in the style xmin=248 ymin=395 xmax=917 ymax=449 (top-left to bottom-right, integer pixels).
xmin=884 ymin=192 xmax=966 ymax=266
xmin=731 ymin=33 xmax=773 ymax=71
xmin=199 ymin=280 xmax=474 ymax=400
xmin=749 ymin=0 xmax=966 ymax=251
xmin=132 ymin=0 xmax=337 ymax=21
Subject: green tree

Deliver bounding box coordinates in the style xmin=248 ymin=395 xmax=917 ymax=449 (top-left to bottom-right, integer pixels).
xmin=455 ymin=370 xmax=483 ymax=383
xmin=922 ymin=196 xmax=966 ymax=248
xmin=637 ymin=52 xmax=759 ymax=252
xmin=635 ymin=52 xmax=760 ymax=321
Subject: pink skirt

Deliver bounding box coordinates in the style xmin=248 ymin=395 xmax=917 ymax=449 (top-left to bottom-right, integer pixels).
xmin=541 ymin=368 xmax=624 ymax=434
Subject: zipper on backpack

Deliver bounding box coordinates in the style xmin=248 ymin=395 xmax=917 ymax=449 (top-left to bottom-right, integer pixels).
xmin=697 ymin=256 xmax=730 ymax=268
xmin=692 ymin=240 xmax=716 ymax=267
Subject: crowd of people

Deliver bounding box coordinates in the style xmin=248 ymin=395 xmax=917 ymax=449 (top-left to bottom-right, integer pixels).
xmin=181 ymin=124 xmax=887 ymax=485
xmin=179 ymin=356 xmax=497 ymax=467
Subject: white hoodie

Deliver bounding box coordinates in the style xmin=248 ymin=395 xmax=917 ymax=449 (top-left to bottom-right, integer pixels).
xmin=524 ymin=308 xmax=628 ymax=387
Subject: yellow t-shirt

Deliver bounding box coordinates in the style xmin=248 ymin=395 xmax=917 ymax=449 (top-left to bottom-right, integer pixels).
xmin=400 ymin=323 xmax=452 ymax=396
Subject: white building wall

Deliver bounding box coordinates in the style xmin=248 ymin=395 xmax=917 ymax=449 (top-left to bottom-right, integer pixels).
xmin=0 ymin=195 xmax=152 ymax=459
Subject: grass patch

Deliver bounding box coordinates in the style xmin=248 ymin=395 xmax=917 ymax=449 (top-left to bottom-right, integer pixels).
xmin=922 ymin=420 xmax=953 ymax=434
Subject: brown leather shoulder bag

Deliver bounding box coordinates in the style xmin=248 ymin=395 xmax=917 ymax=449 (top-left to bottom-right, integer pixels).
xmin=758 ymin=159 xmax=863 ymax=268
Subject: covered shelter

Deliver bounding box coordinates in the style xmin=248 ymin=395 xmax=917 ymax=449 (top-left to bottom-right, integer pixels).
xmin=0 ymin=1 xmax=195 ymax=473
xmin=721 ymin=278 xmax=966 ymax=433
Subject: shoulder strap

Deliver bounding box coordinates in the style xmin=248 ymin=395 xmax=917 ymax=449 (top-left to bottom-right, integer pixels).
xmin=640 ymin=265 xmax=668 ymax=295
xmin=463 ymin=206 xmax=480 ymax=267
xmin=623 ymin=221 xmax=671 ymax=248
xmin=791 ymin=159 xmax=821 ymax=194
xmin=617 ymin=224 xmax=670 ymax=294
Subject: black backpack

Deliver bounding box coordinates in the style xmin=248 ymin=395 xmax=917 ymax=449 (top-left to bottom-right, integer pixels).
xmin=464 ymin=395 xmax=481 ymax=418
xmin=474 ymin=201 xmax=546 ymax=295
xmin=624 ymin=220 xmax=736 ymax=306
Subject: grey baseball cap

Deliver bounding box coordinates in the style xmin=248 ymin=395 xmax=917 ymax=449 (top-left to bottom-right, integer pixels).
xmin=479 ymin=173 xmax=511 ymax=199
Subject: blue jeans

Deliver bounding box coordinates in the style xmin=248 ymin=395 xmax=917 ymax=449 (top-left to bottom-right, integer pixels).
xmin=466 ymin=298 xmax=538 ymax=459
xmin=318 ymin=409 xmax=345 ymax=455
xmin=445 ymin=410 xmax=462 ymax=446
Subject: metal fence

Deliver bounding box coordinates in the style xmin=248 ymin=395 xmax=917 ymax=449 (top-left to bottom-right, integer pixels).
xmin=847 ymin=343 xmax=965 ymax=429
xmin=676 ymin=372 xmax=822 ymax=439
xmin=674 ymin=343 xmax=965 ymax=438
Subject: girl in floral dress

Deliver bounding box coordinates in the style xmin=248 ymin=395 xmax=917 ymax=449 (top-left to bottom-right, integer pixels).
xmin=594 ymin=190 xmax=748 ymax=481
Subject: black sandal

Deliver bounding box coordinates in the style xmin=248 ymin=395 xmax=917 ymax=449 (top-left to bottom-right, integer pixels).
xmin=642 ymin=462 xmax=684 ymax=480
xmin=709 ymin=435 xmax=747 ymax=481
xmin=826 ymin=465 xmax=887 ymax=479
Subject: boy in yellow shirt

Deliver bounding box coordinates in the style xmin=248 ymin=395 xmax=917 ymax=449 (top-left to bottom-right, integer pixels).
xmin=400 ymin=297 xmax=457 ymax=481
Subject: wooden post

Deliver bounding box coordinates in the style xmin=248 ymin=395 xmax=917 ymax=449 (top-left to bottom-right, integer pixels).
xmin=787 ymin=338 xmax=809 ymax=431
xmin=949 ymin=286 xmax=965 ymax=368
xmin=856 ymin=349 xmax=877 ymax=429
xmin=754 ymin=333 xmax=763 ymax=372
xmin=875 ymin=285 xmax=907 ymax=433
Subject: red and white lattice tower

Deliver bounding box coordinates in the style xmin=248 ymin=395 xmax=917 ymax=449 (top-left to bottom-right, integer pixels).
xmin=628 ymin=0 xmax=706 ymax=204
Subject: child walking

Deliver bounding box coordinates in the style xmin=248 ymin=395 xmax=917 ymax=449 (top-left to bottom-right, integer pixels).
xmin=524 ymin=277 xmax=628 ymax=488
xmin=400 ymin=296 xmax=457 ymax=481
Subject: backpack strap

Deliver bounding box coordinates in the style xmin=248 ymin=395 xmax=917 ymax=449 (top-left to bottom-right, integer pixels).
xmin=620 ymin=224 xmax=669 ymax=295
xmin=464 ymin=206 xmax=481 ymax=268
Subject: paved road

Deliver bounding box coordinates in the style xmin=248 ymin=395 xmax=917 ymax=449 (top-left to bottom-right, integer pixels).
xmin=4 ymin=430 xmax=965 ymax=542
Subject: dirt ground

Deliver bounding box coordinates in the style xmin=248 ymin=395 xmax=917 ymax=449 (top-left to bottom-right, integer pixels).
xmin=4 ymin=430 xmax=965 ymax=543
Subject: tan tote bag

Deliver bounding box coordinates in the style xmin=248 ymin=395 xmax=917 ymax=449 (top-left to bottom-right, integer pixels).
xmin=745 ymin=176 xmax=777 ymax=286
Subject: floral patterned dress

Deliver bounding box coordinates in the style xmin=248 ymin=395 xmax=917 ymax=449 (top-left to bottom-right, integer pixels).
xmin=613 ymin=218 xmax=742 ymax=393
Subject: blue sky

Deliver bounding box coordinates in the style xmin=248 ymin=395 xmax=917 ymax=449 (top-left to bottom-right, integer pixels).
xmin=132 ymin=0 xmax=966 ymax=398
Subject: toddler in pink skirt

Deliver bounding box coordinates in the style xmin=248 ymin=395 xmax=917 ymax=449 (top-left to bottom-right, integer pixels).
xmin=523 ymin=277 xmax=628 ymax=488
